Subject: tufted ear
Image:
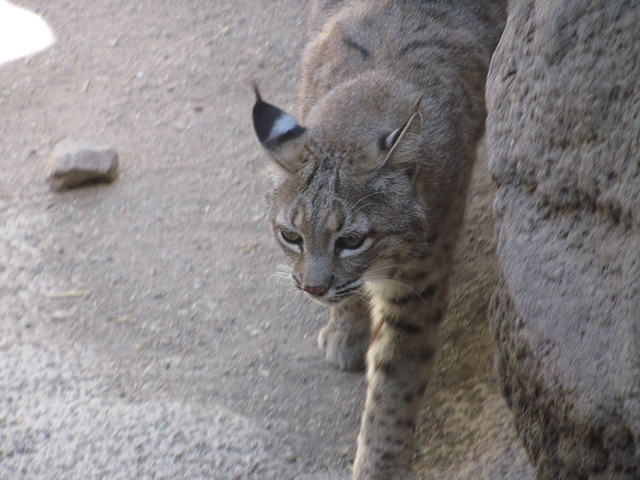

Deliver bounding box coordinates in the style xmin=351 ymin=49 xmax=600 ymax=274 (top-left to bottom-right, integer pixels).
xmin=369 ymin=94 xmax=424 ymax=174
xmin=252 ymin=86 xmax=307 ymax=173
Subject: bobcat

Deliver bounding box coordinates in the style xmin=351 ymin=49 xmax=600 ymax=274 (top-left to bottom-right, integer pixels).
xmin=252 ymin=1 xmax=505 ymax=478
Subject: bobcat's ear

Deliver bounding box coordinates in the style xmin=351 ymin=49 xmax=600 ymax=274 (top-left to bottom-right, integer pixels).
xmin=369 ymin=95 xmax=424 ymax=174
xmin=252 ymin=86 xmax=306 ymax=173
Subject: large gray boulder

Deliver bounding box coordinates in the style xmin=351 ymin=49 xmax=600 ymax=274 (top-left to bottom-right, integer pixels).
xmin=486 ymin=1 xmax=640 ymax=478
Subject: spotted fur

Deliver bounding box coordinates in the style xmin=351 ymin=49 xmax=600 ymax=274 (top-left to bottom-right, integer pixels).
xmin=253 ymin=1 xmax=505 ymax=478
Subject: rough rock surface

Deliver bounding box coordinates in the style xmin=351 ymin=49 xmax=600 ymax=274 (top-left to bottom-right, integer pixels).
xmin=1 ymin=0 xmax=530 ymax=479
xmin=47 ymin=138 xmax=118 ymax=191
xmin=487 ymin=0 xmax=640 ymax=479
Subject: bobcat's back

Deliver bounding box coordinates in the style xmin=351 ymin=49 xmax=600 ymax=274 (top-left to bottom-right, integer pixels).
xmin=301 ymin=0 xmax=504 ymax=126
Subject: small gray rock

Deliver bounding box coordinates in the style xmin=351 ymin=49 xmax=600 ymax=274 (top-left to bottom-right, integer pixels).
xmin=47 ymin=139 xmax=119 ymax=192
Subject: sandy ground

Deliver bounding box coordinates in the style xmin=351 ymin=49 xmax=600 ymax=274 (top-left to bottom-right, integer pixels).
xmin=0 ymin=1 xmax=534 ymax=479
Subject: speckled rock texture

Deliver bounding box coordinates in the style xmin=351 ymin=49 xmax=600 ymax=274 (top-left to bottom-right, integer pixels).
xmin=486 ymin=0 xmax=640 ymax=479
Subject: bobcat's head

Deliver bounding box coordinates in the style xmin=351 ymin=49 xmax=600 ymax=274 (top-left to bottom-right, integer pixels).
xmin=252 ymin=83 xmax=431 ymax=306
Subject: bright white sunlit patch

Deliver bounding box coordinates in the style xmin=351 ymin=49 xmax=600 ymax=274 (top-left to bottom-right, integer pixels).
xmin=0 ymin=1 xmax=55 ymax=66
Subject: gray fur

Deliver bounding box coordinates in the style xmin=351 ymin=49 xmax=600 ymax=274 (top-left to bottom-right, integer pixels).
xmin=253 ymin=1 xmax=506 ymax=478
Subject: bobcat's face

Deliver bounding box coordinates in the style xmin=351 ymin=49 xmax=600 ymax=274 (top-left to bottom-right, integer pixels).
xmin=253 ymin=86 xmax=428 ymax=305
xmin=264 ymin=143 xmax=426 ymax=306
xmin=270 ymin=155 xmax=379 ymax=306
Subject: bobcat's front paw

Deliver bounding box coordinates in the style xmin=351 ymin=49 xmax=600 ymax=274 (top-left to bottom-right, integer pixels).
xmin=318 ymin=322 xmax=368 ymax=371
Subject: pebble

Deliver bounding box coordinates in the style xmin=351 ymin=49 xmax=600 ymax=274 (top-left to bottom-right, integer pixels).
xmin=284 ymin=448 xmax=297 ymax=463
xmin=46 ymin=138 xmax=119 ymax=192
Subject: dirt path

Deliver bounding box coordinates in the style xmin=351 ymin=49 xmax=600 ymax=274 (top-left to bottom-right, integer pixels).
xmin=1 ymin=1 xmax=533 ymax=479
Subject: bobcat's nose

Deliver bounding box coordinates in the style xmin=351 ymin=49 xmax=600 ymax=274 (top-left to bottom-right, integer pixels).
xmin=302 ymin=285 xmax=328 ymax=297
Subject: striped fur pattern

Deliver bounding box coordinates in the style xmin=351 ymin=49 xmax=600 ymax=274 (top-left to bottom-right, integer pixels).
xmin=253 ymin=1 xmax=505 ymax=478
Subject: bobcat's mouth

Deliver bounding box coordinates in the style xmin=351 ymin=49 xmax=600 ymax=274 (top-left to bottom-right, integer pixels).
xmin=321 ymin=280 xmax=364 ymax=306
xmin=326 ymin=287 xmax=360 ymax=306
xmin=292 ymin=275 xmax=363 ymax=306
xmin=313 ymin=288 xmax=361 ymax=306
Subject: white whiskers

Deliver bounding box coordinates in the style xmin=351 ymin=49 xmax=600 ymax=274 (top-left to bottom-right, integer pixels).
xmin=347 ymin=192 xmax=384 ymax=216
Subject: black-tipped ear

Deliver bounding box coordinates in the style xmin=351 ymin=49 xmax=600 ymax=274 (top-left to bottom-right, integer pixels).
xmin=378 ymin=128 xmax=402 ymax=152
xmin=368 ymin=107 xmax=423 ymax=174
xmin=252 ymin=86 xmax=306 ymax=172
xmin=377 ymin=94 xmax=425 ymax=155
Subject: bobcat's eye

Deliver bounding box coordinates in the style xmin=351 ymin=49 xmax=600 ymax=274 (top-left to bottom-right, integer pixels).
xmin=336 ymin=233 xmax=366 ymax=250
xmin=281 ymin=229 xmax=302 ymax=244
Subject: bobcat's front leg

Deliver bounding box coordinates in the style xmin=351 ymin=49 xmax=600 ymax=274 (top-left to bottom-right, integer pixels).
xmin=318 ymin=296 xmax=371 ymax=371
xmin=353 ymin=286 xmax=446 ymax=480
